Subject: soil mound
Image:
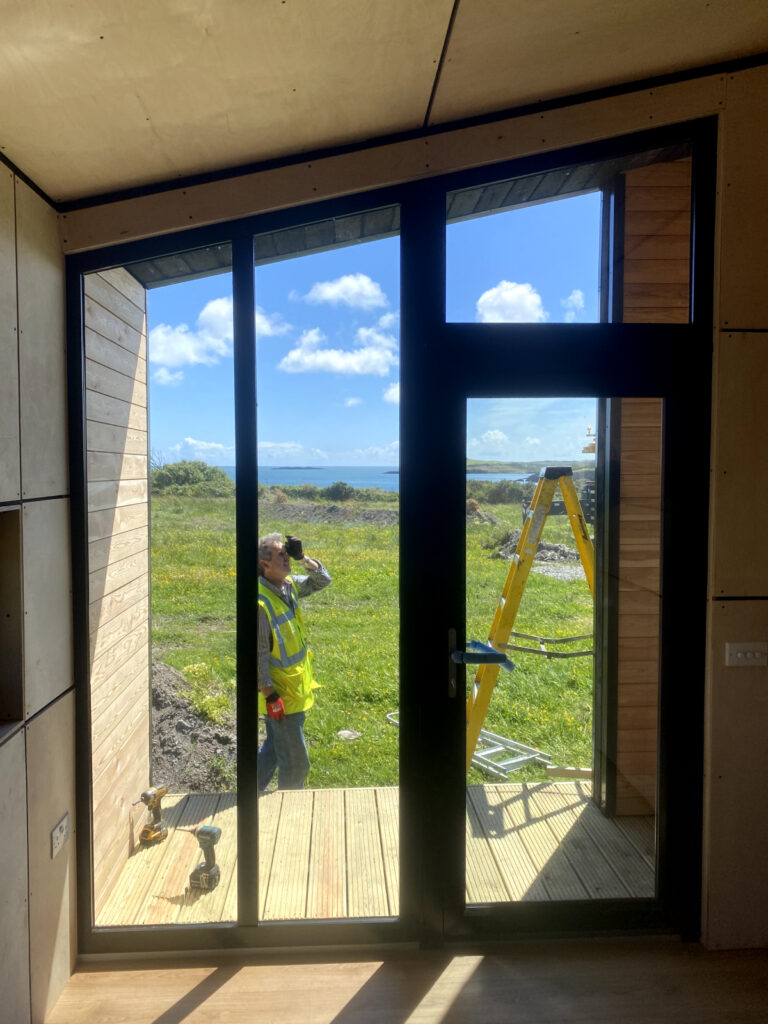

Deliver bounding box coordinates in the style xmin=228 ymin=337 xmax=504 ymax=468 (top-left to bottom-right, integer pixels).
xmin=495 ymin=529 xmax=582 ymax=563
xmin=261 ymin=500 xmax=499 ymax=527
xmin=151 ymin=661 xmax=237 ymax=792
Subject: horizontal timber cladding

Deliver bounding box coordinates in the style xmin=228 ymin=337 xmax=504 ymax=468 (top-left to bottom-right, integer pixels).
xmin=622 ymin=158 xmax=691 ymax=325
xmin=615 ymin=398 xmax=662 ymax=816
xmin=84 ymin=267 xmax=150 ymax=914
xmin=611 ymin=156 xmax=692 ymax=816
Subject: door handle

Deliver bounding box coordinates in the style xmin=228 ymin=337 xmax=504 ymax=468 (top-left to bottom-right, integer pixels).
xmin=452 ymin=639 xmax=515 ymax=669
xmin=448 ymin=634 xmax=514 ymax=699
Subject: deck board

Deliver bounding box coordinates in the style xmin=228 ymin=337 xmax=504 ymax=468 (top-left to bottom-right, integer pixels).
xmin=346 ymin=788 xmax=389 ymax=918
xmin=97 ymin=783 xmax=654 ymax=926
xmin=306 ymin=788 xmax=346 ymax=919
xmin=265 ymin=789 xmax=314 ymax=919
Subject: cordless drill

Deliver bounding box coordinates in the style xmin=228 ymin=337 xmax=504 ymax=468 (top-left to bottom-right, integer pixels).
xmin=179 ymin=825 xmax=222 ymax=892
xmin=133 ymin=786 xmax=169 ymax=845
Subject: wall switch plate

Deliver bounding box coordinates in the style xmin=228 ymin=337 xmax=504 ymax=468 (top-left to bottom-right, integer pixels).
xmin=51 ymin=812 xmax=70 ymax=859
xmin=725 ymin=642 xmax=768 ymax=667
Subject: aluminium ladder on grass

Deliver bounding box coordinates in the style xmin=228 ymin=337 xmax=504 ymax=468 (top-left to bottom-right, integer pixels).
xmin=464 ymin=466 xmax=596 ymax=774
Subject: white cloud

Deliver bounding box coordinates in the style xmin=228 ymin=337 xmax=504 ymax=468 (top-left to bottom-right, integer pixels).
xmin=348 ymin=440 xmax=400 ymax=462
xmin=344 ymin=397 xmax=362 ymax=407
xmin=167 ymin=436 xmax=235 ymax=464
xmin=382 ymin=382 xmax=400 ymax=404
xmin=257 ymin=440 xmax=329 ymax=464
xmin=149 ymin=297 xmax=288 ymax=369
xmin=377 ymin=311 xmax=399 ymax=330
xmin=467 ymin=429 xmax=511 ymax=458
xmin=183 ymin=436 xmax=234 ymax=455
xmin=355 ymin=326 xmax=398 ymax=351
xmin=255 ymin=305 xmax=291 ymax=336
xmin=525 ymin=436 xmax=542 ymax=446
xmin=278 ymin=326 xmax=398 ymax=376
xmin=153 ymin=367 xmax=184 ymax=386
xmin=561 ymin=289 xmax=585 ymax=323
xmin=476 ymin=281 xmax=549 ymax=323
xmin=303 ymin=273 xmax=388 ymax=310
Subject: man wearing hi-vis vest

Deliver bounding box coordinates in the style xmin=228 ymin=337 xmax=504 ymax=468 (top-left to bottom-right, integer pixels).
xmin=257 ymin=532 xmax=331 ymax=791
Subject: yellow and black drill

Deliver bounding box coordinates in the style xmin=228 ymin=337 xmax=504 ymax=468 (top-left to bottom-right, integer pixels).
xmin=133 ymin=786 xmax=169 ymax=846
xmin=179 ymin=825 xmax=221 ymax=892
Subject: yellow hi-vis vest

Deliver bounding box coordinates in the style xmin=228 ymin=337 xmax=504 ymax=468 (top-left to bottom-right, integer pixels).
xmin=257 ymin=577 xmax=318 ymax=715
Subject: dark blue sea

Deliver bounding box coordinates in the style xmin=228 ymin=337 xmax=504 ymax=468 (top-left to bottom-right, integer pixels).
xmin=220 ymin=466 xmax=529 ymax=492
xmin=221 ymin=465 xmax=400 ymax=491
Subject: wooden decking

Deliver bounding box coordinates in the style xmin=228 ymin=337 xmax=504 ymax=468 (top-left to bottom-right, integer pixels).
xmin=97 ymin=782 xmax=654 ymax=927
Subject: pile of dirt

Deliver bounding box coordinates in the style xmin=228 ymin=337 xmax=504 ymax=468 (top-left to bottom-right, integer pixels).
xmin=260 ymin=500 xmax=499 ymax=527
xmin=151 ymin=661 xmax=238 ymax=792
xmin=260 ymin=500 xmax=398 ymax=526
xmin=495 ymin=529 xmax=582 ymax=563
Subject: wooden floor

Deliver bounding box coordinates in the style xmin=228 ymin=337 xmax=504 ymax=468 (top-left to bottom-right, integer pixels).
xmin=97 ymin=782 xmax=654 ymax=927
xmin=49 ymin=942 xmax=768 ymax=1024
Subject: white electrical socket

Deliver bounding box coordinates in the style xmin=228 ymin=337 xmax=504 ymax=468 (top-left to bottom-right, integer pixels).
xmin=51 ymin=812 xmax=70 ymax=859
xmin=725 ymin=642 xmax=768 ymax=667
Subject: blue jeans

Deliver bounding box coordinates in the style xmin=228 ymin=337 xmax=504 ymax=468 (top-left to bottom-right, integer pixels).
xmin=258 ymin=711 xmax=310 ymax=791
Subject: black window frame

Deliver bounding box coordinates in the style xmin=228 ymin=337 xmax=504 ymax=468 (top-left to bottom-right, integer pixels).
xmin=67 ymin=116 xmax=716 ymax=955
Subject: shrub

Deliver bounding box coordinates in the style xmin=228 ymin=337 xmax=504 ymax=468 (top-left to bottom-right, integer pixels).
xmin=272 ymin=488 xmax=289 ymax=504
xmin=151 ymin=460 xmax=234 ymax=497
xmin=322 ymin=480 xmax=356 ymax=502
xmin=466 ymin=498 xmax=481 ymax=514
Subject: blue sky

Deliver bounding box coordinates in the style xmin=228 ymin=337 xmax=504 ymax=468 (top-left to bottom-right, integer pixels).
xmin=147 ymin=191 xmax=601 ymax=467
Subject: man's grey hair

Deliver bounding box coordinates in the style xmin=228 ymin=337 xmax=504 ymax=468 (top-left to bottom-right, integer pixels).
xmin=258 ymin=532 xmax=283 ymax=566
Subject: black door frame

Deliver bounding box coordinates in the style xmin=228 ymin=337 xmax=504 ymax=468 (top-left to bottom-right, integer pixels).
xmin=68 ymin=117 xmax=716 ymax=954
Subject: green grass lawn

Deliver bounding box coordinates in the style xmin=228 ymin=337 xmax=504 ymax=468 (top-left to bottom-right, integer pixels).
xmin=151 ymin=494 xmax=593 ymax=788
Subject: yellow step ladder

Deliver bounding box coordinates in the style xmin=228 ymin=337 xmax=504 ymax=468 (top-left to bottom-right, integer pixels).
xmin=465 ymin=466 xmax=595 ymax=773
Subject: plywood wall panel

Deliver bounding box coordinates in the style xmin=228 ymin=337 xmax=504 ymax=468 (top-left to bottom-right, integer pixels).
xmin=23 ymin=499 xmax=74 ymax=718
xmin=16 ymin=180 xmax=67 ymax=500
xmin=0 ymin=730 xmax=31 ymax=1024
xmin=59 ymin=72 xmax=725 ymax=254
xmin=26 ymin=692 xmax=76 ymax=1024
xmin=721 ymin=66 xmax=768 ymax=330
xmin=710 ymin=331 xmax=768 ymax=597
xmin=0 ymin=171 xmax=20 ymax=502
xmin=704 ymin=600 xmax=768 ymax=948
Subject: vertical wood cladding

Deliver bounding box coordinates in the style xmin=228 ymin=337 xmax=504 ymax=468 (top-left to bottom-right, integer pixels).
xmin=614 ymin=158 xmax=691 ymax=815
xmin=85 ymin=268 xmax=150 ymax=915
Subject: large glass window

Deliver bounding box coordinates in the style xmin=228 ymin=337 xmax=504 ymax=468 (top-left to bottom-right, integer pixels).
xmin=253 ymin=211 xmax=401 ymax=921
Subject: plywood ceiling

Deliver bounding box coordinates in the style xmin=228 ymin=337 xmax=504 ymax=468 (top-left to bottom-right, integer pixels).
xmin=0 ymin=0 xmax=766 ymax=203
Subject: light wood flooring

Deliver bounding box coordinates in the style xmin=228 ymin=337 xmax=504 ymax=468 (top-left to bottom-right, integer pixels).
xmin=48 ymin=942 xmax=768 ymax=1024
xmin=97 ymin=781 xmax=653 ymax=927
